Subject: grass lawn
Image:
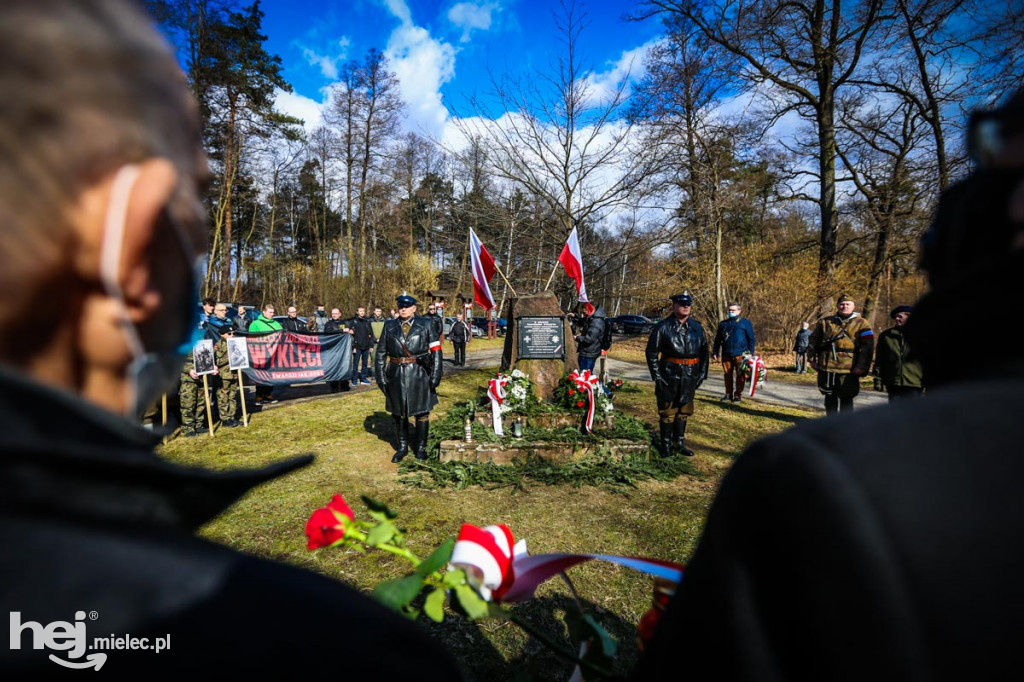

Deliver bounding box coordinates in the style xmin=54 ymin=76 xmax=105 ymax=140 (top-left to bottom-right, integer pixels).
xmin=159 ymin=358 xmax=816 ymax=680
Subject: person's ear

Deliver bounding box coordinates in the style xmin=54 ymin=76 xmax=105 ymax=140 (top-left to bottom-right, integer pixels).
xmin=117 ymin=159 xmax=179 ymax=325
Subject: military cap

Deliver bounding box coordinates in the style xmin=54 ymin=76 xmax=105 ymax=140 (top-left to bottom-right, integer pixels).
xmin=837 ymin=293 xmax=854 ymax=304
xmin=890 ymin=305 xmax=913 ymax=319
xmin=670 ymin=291 xmax=693 ymax=306
xmin=396 ymin=295 xmax=418 ymax=307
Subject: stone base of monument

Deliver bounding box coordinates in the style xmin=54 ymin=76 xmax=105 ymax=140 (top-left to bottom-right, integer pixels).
xmin=438 ymin=437 xmax=649 ymax=464
xmin=472 ymin=412 xmax=613 ymax=431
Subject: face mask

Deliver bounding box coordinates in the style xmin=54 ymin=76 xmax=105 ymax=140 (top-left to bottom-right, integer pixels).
xmin=728 ymin=311 xmax=739 ymax=318
xmin=99 ymin=165 xmax=203 ymax=418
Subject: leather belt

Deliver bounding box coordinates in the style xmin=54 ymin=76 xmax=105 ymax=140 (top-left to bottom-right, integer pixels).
xmin=665 ymin=357 xmax=700 ymax=365
xmin=388 ymin=356 xmax=418 ymax=364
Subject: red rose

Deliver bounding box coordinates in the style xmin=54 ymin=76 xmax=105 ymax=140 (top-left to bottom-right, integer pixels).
xmin=305 ymin=494 xmax=355 ymax=549
xmin=576 ymin=400 xmax=584 ymax=407
xmin=568 ymin=388 xmax=575 ymax=396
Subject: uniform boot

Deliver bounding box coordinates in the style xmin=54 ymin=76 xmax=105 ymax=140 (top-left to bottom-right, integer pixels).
xmin=673 ymin=419 xmax=694 ymax=457
xmin=658 ymin=422 xmax=674 ymax=458
xmin=414 ymin=419 xmax=430 ymax=461
xmin=391 ymin=417 xmax=409 ymax=463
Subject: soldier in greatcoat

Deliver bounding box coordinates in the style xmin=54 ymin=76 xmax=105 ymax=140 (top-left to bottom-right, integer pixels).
xmin=374 ymin=295 xmax=443 ymax=462
xmin=645 ymin=292 xmax=710 ymax=457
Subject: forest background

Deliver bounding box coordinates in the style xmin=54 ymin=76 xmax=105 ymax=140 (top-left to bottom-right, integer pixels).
xmin=147 ymin=0 xmax=1022 ymax=349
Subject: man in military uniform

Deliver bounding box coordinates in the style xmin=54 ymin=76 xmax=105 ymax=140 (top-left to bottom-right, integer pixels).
xmin=645 ymin=292 xmax=710 ymax=457
xmin=375 ymin=295 xmax=443 ymax=463
xmin=212 ymin=324 xmax=241 ymax=426
xmin=872 ymin=305 xmax=924 ymax=401
xmin=809 ymin=294 xmax=875 ymax=414
xmin=179 ymin=346 xmax=213 ymax=437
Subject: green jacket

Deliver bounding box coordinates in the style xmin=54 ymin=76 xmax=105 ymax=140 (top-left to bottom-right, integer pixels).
xmin=873 ymin=326 xmax=924 ymax=389
xmin=248 ymin=315 xmax=282 ymax=333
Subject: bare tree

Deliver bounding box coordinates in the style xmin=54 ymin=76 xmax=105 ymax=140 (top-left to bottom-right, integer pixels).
xmin=453 ymin=0 xmax=656 ymax=293
xmin=640 ymin=0 xmax=887 ymax=305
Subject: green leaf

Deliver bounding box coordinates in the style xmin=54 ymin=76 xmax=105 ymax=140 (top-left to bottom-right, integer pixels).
xmin=361 ymin=495 xmax=399 ymax=519
xmin=442 ymin=569 xmax=466 ymax=587
xmin=366 ymin=520 xmax=397 ymax=547
xmin=453 ymin=584 xmax=489 ymax=620
xmin=416 ymin=537 xmax=455 ymax=577
xmin=373 ymin=574 xmax=424 ymax=611
xmin=424 ymin=588 xmax=446 ymax=623
xmin=565 ymin=611 xmax=618 ymax=669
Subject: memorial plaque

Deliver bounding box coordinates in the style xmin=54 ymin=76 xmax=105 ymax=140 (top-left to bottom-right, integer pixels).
xmin=517 ymin=316 xmax=565 ymax=359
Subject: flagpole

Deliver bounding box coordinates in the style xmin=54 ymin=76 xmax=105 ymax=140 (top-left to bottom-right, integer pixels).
xmin=543 ymin=261 xmax=559 ymax=290
xmin=494 ymin=263 xmax=518 ymax=298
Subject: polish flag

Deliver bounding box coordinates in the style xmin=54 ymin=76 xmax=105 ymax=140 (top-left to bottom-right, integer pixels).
xmin=470 ymin=228 xmax=497 ymax=310
xmin=557 ymin=226 xmax=594 ymax=314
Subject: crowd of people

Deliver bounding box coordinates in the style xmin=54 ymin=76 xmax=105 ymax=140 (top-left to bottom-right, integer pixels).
xmin=173 ymin=298 xmax=468 ymax=434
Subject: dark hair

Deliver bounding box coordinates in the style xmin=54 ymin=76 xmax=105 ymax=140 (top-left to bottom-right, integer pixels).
xmin=203 ymin=297 xmax=216 ymax=306
xmin=728 ymin=302 xmax=740 ymax=308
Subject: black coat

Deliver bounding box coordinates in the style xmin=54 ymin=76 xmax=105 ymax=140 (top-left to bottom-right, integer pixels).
xmin=374 ymin=316 xmax=442 ymax=417
xmin=645 ymin=315 xmax=709 ymax=405
xmin=347 ymin=315 xmax=375 ymax=350
xmin=324 ymin=318 xmax=348 ymax=334
xmin=634 ymin=250 xmax=1024 ymax=682
xmin=448 ymin=319 xmax=471 ymax=343
xmin=575 ymin=307 xmax=608 ymax=358
xmin=280 ymin=316 xmax=305 ymax=332
xmin=424 ymin=312 xmax=444 ymax=339
xmin=0 ymin=368 xmax=464 ymax=678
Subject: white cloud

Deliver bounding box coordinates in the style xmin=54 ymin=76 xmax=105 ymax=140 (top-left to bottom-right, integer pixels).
xmin=295 ymin=36 xmax=351 ymax=80
xmin=583 ymin=38 xmax=659 ymax=105
xmin=386 ymin=24 xmax=457 ymax=138
xmin=274 ymin=88 xmax=327 ymax=132
xmin=447 ymin=1 xmax=501 ymax=42
xmin=381 ymin=0 xmax=413 ymax=26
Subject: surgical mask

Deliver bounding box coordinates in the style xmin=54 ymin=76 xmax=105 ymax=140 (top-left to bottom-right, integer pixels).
xmin=99 ymin=165 xmax=204 ymax=418
xmin=728 ymin=311 xmax=739 ymax=318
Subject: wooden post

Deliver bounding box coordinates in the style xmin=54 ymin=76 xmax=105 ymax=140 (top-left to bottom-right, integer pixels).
xmin=202 ymin=374 xmax=215 ymax=437
xmin=237 ymin=369 xmax=249 ymax=427
xmin=161 ymin=393 xmax=168 ymax=444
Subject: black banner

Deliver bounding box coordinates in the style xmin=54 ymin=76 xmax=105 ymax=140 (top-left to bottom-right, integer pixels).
xmin=227 ymin=330 xmax=353 ymax=386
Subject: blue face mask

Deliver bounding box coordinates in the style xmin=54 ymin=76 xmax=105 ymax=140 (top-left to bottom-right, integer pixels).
xmin=728 ymin=311 xmax=740 ymax=318
xmin=100 ymin=165 xmax=204 ymax=418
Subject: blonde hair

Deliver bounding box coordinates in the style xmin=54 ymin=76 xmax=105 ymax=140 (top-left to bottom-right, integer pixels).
xmin=0 ymin=0 xmax=200 ymax=326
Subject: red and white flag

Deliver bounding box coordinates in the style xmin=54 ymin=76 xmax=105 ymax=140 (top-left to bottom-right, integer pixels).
xmin=557 ymin=226 xmax=594 ymax=314
xmin=469 ymin=228 xmax=497 ymax=310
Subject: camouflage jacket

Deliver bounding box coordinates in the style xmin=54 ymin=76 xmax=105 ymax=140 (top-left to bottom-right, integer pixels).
xmin=809 ymin=313 xmax=874 ymax=375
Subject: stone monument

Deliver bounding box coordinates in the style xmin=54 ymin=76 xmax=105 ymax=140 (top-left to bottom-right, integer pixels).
xmin=501 ymin=291 xmax=578 ymax=400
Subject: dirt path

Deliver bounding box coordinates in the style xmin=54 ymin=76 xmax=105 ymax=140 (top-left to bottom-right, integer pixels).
xmin=248 ymin=346 xmax=886 ymax=414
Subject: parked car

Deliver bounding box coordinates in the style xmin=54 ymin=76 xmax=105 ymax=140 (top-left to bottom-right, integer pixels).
xmin=225 ymin=306 xmax=260 ymax=327
xmin=610 ymin=314 xmax=655 ymax=335
xmin=471 ymin=316 xmax=507 ymax=336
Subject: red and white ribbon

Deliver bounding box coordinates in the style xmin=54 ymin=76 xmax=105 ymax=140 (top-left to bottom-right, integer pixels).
xmin=744 ymin=355 xmax=767 ymax=397
xmin=487 ymin=375 xmax=509 ymax=436
xmin=570 ymin=369 xmax=600 ymax=433
xmin=450 ymin=524 xmax=526 ymax=601
xmin=450 ymin=523 xmax=683 ymax=604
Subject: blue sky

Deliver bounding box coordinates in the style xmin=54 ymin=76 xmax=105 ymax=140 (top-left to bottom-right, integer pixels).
xmin=260 ymin=0 xmax=664 ymax=138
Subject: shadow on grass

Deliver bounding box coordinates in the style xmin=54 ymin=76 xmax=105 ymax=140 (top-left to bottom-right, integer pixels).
xmin=717 ymin=402 xmax=812 ymax=426
xmin=428 ymin=594 xmax=640 ymax=681
xmin=364 ymin=411 xmax=398 ymax=447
